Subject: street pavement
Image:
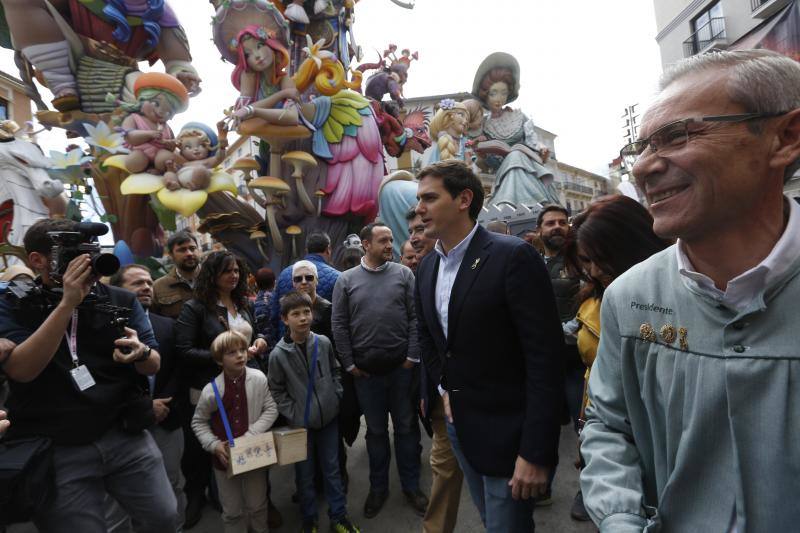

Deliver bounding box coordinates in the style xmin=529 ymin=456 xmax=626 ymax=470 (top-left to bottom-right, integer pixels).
xmin=10 ymin=424 xmax=596 ymax=533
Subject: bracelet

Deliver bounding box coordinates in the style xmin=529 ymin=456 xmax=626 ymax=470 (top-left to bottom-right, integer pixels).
xmin=134 ymin=346 xmax=152 ymax=363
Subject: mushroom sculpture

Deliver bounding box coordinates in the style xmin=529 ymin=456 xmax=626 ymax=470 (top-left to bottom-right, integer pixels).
xmin=232 ymin=157 xmax=266 ymax=208
xmin=286 ymin=225 xmax=302 ymax=261
xmin=250 ymin=229 xmax=269 ymax=261
xmin=314 ymin=189 xmax=326 ymax=216
xmin=281 ymin=151 xmax=317 ymax=215
xmin=248 ymin=176 xmax=290 ymax=254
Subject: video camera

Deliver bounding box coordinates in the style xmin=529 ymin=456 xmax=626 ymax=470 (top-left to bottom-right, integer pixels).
xmin=48 ymin=222 xmax=120 ymax=284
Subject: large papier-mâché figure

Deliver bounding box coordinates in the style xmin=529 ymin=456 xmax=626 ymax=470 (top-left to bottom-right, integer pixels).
xmin=471 ymin=52 xmax=559 ymax=208
xmin=0 ymin=0 xmax=201 ymax=113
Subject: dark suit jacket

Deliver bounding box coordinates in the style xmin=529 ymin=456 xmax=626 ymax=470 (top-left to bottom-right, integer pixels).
xmin=146 ymin=312 xmax=182 ymax=430
xmin=415 ymin=225 xmax=565 ymax=477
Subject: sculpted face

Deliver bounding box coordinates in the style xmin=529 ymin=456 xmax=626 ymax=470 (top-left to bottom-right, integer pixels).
xmin=180 ymin=136 xmax=209 ymax=161
xmin=448 ymin=109 xmax=469 ymax=137
xmin=243 ymin=36 xmax=274 ymax=72
xmin=141 ymin=93 xmax=175 ymax=124
xmin=487 ymin=81 xmax=509 ymax=114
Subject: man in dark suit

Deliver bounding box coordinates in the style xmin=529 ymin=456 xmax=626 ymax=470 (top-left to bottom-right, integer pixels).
xmin=414 ymin=160 xmax=564 ymax=532
xmin=111 ymin=264 xmax=187 ymax=528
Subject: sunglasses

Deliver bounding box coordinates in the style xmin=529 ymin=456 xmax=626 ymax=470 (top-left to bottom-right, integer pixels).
xmin=293 ymin=275 xmax=315 ymax=283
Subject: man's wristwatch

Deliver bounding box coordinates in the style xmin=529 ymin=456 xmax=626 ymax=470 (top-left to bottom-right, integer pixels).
xmin=134 ymin=346 xmax=152 ymax=363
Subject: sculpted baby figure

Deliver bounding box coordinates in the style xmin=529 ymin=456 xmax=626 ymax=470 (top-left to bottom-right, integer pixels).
xmin=163 ymin=121 xmax=229 ymax=191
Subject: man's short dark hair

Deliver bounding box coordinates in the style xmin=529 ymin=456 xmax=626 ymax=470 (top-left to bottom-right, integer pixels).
xmin=166 ymin=230 xmax=198 ymax=254
xmin=405 ymin=206 xmax=418 ymax=222
xmin=23 ymin=218 xmax=78 ymax=255
xmin=254 ymin=267 xmax=276 ymax=291
xmin=109 ymin=264 xmax=150 ymax=287
xmin=359 ymin=222 xmax=388 ymax=242
xmin=417 ymin=160 xmax=485 ymax=221
xmin=280 ymin=290 xmax=313 ymax=317
xmin=306 ymin=232 xmax=331 ymax=254
xmin=536 ymin=205 xmax=570 ymax=227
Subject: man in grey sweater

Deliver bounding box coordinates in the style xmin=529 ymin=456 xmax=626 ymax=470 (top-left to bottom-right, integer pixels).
xmin=332 ymin=222 xmax=428 ymax=519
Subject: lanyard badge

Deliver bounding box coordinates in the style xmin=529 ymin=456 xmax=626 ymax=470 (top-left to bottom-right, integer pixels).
xmin=65 ymin=310 xmax=95 ymax=391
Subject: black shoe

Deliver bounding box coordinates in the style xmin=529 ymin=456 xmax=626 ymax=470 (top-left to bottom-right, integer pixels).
xmin=570 ymin=490 xmax=591 ymax=521
xmin=183 ymin=493 xmax=205 ymax=530
xmin=402 ymin=488 xmax=429 ymax=517
xmin=268 ymin=498 xmax=283 ymax=529
xmin=363 ymin=490 xmax=389 ymax=519
xmin=301 ymin=520 xmax=319 ymax=533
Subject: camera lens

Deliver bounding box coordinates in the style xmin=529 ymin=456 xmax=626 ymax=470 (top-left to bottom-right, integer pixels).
xmin=92 ymin=253 xmax=121 ymax=277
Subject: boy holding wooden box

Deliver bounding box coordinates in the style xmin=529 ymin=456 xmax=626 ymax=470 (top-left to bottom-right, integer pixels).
xmin=269 ymin=291 xmax=359 ymax=533
xmin=192 ymin=331 xmax=278 ymax=533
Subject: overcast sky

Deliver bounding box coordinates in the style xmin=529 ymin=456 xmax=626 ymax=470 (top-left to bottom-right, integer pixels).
xmin=0 ymin=0 xmax=663 ymax=176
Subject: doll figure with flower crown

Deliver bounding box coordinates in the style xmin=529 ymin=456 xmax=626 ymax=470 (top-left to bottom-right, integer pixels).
xmin=424 ymin=98 xmax=469 ymax=165
xmin=112 ymin=72 xmax=190 ymax=177
xmin=228 ymin=25 xmax=302 ymax=127
xmin=161 ymin=121 xmax=229 ymax=191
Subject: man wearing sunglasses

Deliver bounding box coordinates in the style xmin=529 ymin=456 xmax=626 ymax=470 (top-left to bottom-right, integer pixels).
xmin=581 ymin=49 xmax=800 ymax=532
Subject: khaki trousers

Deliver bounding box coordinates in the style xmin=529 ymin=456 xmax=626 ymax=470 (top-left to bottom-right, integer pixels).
xmin=423 ymin=397 xmax=464 ymax=533
xmin=214 ymin=467 xmax=268 ymax=533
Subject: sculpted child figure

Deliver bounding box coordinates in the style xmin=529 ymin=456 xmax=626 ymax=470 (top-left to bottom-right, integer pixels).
xmin=118 ymin=72 xmax=189 ymax=175
xmin=229 ymin=25 xmax=301 ymax=127
xmin=426 ymin=99 xmax=469 ymax=163
xmin=162 ymin=121 xmax=229 ymax=191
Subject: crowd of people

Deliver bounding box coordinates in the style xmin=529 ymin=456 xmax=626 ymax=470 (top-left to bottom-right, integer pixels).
xmin=2 ymin=47 xmax=800 ymax=533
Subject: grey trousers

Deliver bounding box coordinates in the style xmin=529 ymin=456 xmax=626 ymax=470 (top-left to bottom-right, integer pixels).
xmin=35 ymin=427 xmax=178 ymax=533
xmin=106 ymin=426 xmax=187 ymax=532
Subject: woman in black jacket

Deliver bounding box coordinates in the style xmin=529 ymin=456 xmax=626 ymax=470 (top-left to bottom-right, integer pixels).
xmin=175 ymin=250 xmax=274 ymax=528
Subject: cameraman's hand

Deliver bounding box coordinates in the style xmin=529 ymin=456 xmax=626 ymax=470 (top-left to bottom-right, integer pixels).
xmin=59 ymin=254 xmax=94 ymax=309
xmin=113 ymin=327 xmax=147 ymax=364
xmin=0 ymin=410 xmax=9 ymax=435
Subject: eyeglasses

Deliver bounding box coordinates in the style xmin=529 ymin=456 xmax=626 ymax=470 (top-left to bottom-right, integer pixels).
xmin=619 ymin=111 xmax=788 ymax=168
xmin=292 ymin=275 xmax=315 ymax=283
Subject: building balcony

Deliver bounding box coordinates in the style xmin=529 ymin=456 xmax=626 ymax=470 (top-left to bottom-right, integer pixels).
xmin=683 ymin=17 xmax=728 ymax=57
xmin=751 ymin=0 xmax=790 ymax=19
xmin=558 ymin=181 xmax=594 ymax=196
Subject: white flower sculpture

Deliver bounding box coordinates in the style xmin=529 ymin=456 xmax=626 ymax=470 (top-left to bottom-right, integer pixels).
xmin=48 ymin=148 xmax=92 ymax=184
xmin=83 ymin=121 xmax=129 ymax=155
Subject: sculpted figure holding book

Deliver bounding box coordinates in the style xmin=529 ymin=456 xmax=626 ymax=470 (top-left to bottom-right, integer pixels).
xmin=471 ymin=52 xmax=560 ymax=208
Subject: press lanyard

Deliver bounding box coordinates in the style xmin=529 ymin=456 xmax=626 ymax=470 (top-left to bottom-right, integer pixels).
xmin=65 ymin=310 xmax=79 ymax=367
xmin=302 ymin=336 xmax=320 ymax=428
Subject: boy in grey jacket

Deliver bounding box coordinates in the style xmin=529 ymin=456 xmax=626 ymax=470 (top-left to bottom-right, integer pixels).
xmin=268 ymin=291 xmax=359 ymax=533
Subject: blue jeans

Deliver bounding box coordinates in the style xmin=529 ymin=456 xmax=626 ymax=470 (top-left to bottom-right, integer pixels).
xmin=35 ymin=427 xmax=178 ymax=533
xmin=353 ymin=365 xmax=421 ymax=493
xmin=446 ymin=421 xmax=535 ymax=533
xmin=295 ymin=420 xmax=347 ymax=522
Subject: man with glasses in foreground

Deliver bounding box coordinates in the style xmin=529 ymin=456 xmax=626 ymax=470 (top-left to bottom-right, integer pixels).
xmin=581 ymin=49 xmax=800 ymax=532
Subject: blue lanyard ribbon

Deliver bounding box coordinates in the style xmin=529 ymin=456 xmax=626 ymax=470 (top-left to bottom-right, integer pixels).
xmin=302 ymin=336 xmax=320 ymax=428
xmin=211 ymin=378 xmax=235 ymax=447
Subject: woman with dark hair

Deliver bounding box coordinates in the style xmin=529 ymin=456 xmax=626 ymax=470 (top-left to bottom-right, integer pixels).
xmin=565 ymin=195 xmax=671 ymax=521
xmin=175 ymin=250 xmax=275 ymax=527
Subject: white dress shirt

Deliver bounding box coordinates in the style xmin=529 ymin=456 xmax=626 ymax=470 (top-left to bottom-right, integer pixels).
xmin=433 ymin=222 xmax=479 ymax=340
xmin=676 ymin=195 xmax=800 ymax=533
xmin=677 ymin=196 xmax=800 ymax=312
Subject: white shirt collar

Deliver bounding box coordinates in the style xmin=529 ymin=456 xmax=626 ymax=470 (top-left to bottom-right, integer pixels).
xmin=434 ymin=222 xmax=479 ymax=263
xmin=677 ymin=195 xmax=800 ymax=310
xmin=360 ymin=256 xmax=390 ymax=272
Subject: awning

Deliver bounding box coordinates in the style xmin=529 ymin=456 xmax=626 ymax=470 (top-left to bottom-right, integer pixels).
xmin=730 ymin=1 xmax=800 ymax=60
